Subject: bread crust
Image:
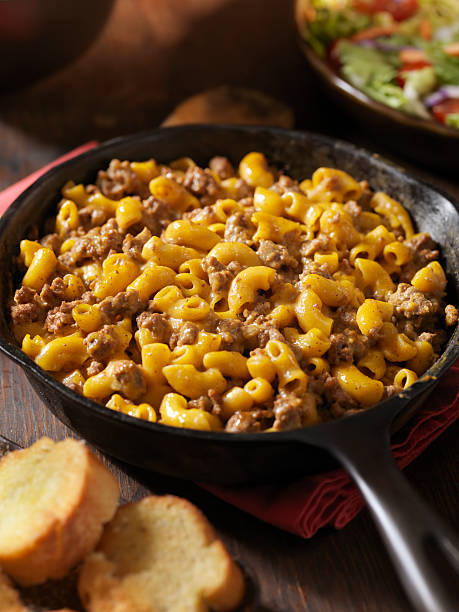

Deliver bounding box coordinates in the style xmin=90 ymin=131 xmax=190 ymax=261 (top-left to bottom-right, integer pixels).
xmin=78 ymin=495 xmax=245 ymax=612
xmin=0 ymin=438 xmax=119 ymax=586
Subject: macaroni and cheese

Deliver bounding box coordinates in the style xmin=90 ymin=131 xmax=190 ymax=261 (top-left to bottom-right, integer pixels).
xmin=10 ymin=153 xmax=458 ymax=432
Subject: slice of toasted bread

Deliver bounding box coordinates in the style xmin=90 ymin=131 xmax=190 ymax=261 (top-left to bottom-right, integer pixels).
xmin=78 ymin=495 xmax=245 ymax=612
xmin=0 ymin=438 xmax=119 ymax=586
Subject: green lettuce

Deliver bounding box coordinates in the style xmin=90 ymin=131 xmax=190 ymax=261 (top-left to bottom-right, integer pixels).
xmin=446 ymin=113 xmax=459 ymax=128
xmin=425 ymin=44 xmax=459 ymax=85
xmin=402 ymin=67 xmax=437 ymax=96
xmin=303 ymin=9 xmax=370 ymax=57
xmin=337 ymin=41 xmax=407 ymax=109
xmin=365 ymin=83 xmax=407 ymax=109
xmin=400 ymin=0 xmax=459 ymax=37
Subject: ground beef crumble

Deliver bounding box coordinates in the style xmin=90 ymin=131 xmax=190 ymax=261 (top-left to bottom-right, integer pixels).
xmin=40 ymin=233 xmax=61 ymax=253
xmin=225 ymin=409 xmax=273 ymax=433
xmin=137 ymin=197 xmax=175 ymax=236
xmin=224 ymin=209 xmax=256 ymax=245
xmin=187 ymin=389 xmax=224 ymax=417
xmin=136 ymin=312 xmax=171 ymax=343
xmin=11 ymin=287 xmax=46 ymax=324
xmin=256 ymin=240 xmax=298 ymax=271
xmin=45 ymin=301 xmax=78 ymax=334
xmin=272 ymin=391 xmax=303 ymax=430
xmin=96 ymin=159 xmax=150 ymax=200
xmin=445 ymin=304 xmax=459 ymax=327
xmin=270 ymin=175 xmax=302 ymax=194
xmin=215 ymin=319 xmax=245 ymax=352
xmin=39 ymin=278 xmax=68 ymax=308
xmin=60 ymin=218 xmax=124 ymax=266
xmin=175 ymin=322 xmax=200 ymax=347
xmin=400 ymin=233 xmax=439 ymax=283
xmin=182 ymin=166 xmax=220 ymax=205
xmin=209 ymin=156 xmax=235 ymax=180
xmin=309 ymin=372 xmax=358 ymax=417
xmin=327 ymin=330 xmax=369 ymax=365
xmin=343 ymin=200 xmax=362 ymax=220
xmin=84 ymin=325 xmax=124 ymax=361
xmin=78 ymin=206 xmax=107 ymax=230
xmin=202 ymin=256 xmax=242 ymax=294
xmin=388 ymin=283 xmax=441 ymax=327
xmin=107 ymin=360 xmax=146 ymax=400
xmin=183 ymin=205 xmax=220 ymax=226
xmin=99 ymin=290 xmax=145 ymax=324
xmin=86 ymin=360 xmax=105 ymax=377
xmin=300 ymin=234 xmax=332 ymax=259
xmin=122 ymin=227 xmax=152 ymax=261
xmin=299 ymin=261 xmax=332 ymax=280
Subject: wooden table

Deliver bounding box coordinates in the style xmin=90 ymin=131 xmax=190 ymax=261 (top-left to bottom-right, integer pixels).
xmin=0 ymin=1 xmax=457 ymax=610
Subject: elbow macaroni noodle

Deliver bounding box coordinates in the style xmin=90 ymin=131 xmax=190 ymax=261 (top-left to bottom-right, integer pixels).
xmin=10 ymin=153 xmax=458 ymax=433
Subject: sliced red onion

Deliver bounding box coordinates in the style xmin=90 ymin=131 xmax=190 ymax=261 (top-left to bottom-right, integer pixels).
xmin=356 ymin=39 xmax=377 ymax=48
xmin=374 ymin=41 xmax=414 ymax=53
xmin=354 ymin=39 xmax=416 ymax=53
xmin=442 ymin=86 xmax=459 ymax=98
xmin=424 ymin=86 xmax=459 ymax=108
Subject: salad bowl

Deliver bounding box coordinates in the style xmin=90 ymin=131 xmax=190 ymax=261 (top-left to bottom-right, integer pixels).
xmin=295 ymin=0 xmax=459 ymax=171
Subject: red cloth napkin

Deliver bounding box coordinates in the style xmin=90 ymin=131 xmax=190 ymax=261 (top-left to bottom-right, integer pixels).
xmin=1 ymin=144 xmax=458 ymax=538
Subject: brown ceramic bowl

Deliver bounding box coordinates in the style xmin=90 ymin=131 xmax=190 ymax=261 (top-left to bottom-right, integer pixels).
xmin=294 ymin=0 xmax=459 ymax=172
xmin=0 ymin=0 xmax=114 ymax=91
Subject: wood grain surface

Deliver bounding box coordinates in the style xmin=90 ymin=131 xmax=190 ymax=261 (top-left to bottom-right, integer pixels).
xmin=0 ymin=1 xmax=458 ymax=610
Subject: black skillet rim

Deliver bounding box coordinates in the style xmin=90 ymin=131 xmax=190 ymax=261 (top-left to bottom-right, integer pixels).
xmin=0 ymin=124 xmax=457 ymax=443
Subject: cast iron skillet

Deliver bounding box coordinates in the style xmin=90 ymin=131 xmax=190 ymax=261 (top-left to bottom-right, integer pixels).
xmin=0 ymin=126 xmax=458 ymax=611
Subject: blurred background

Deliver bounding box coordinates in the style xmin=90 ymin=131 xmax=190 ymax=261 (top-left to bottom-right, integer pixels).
xmin=0 ymin=0 xmax=455 ymax=189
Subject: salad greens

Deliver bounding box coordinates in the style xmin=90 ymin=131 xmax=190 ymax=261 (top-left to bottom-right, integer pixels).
xmin=446 ymin=114 xmax=459 ymax=127
xmin=400 ymin=0 xmax=459 ymax=37
xmin=303 ymin=9 xmax=370 ymax=56
xmin=402 ymin=66 xmax=436 ymax=96
xmin=425 ymin=44 xmax=459 ymax=85
xmin=300 ymin=0 xmax=459 ymax=127
xmin=337 ymin=41 xmax=405 ymax=107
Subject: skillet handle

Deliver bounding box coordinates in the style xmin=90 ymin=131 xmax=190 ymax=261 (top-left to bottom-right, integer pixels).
xmin=327 ymin=422 xmax=459 ymax=612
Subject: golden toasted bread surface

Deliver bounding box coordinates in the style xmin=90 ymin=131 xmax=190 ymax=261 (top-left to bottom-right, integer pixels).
xmin=78 ymin=495 xmax=245 ymax=612
xmin=0 ymin=438 xmax=119 ymax=586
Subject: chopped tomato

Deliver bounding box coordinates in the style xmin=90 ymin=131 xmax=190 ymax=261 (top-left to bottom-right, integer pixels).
xmin=419 ymin=19 xmax=432 ymax=41
xmin=351 ymin=24 xmax=399 ymax=41
xmin=444 ymin=42 xmax=459 ymax=57
xmin=399 ymin=48 xmax=427 ymax=64
xmin=432 ymin=99 xmax=459 ymax=124
xmin=396 ymin=61 xmax=432 ymax=87
xmin=353 ymin=0 xmax=419 ymax=21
